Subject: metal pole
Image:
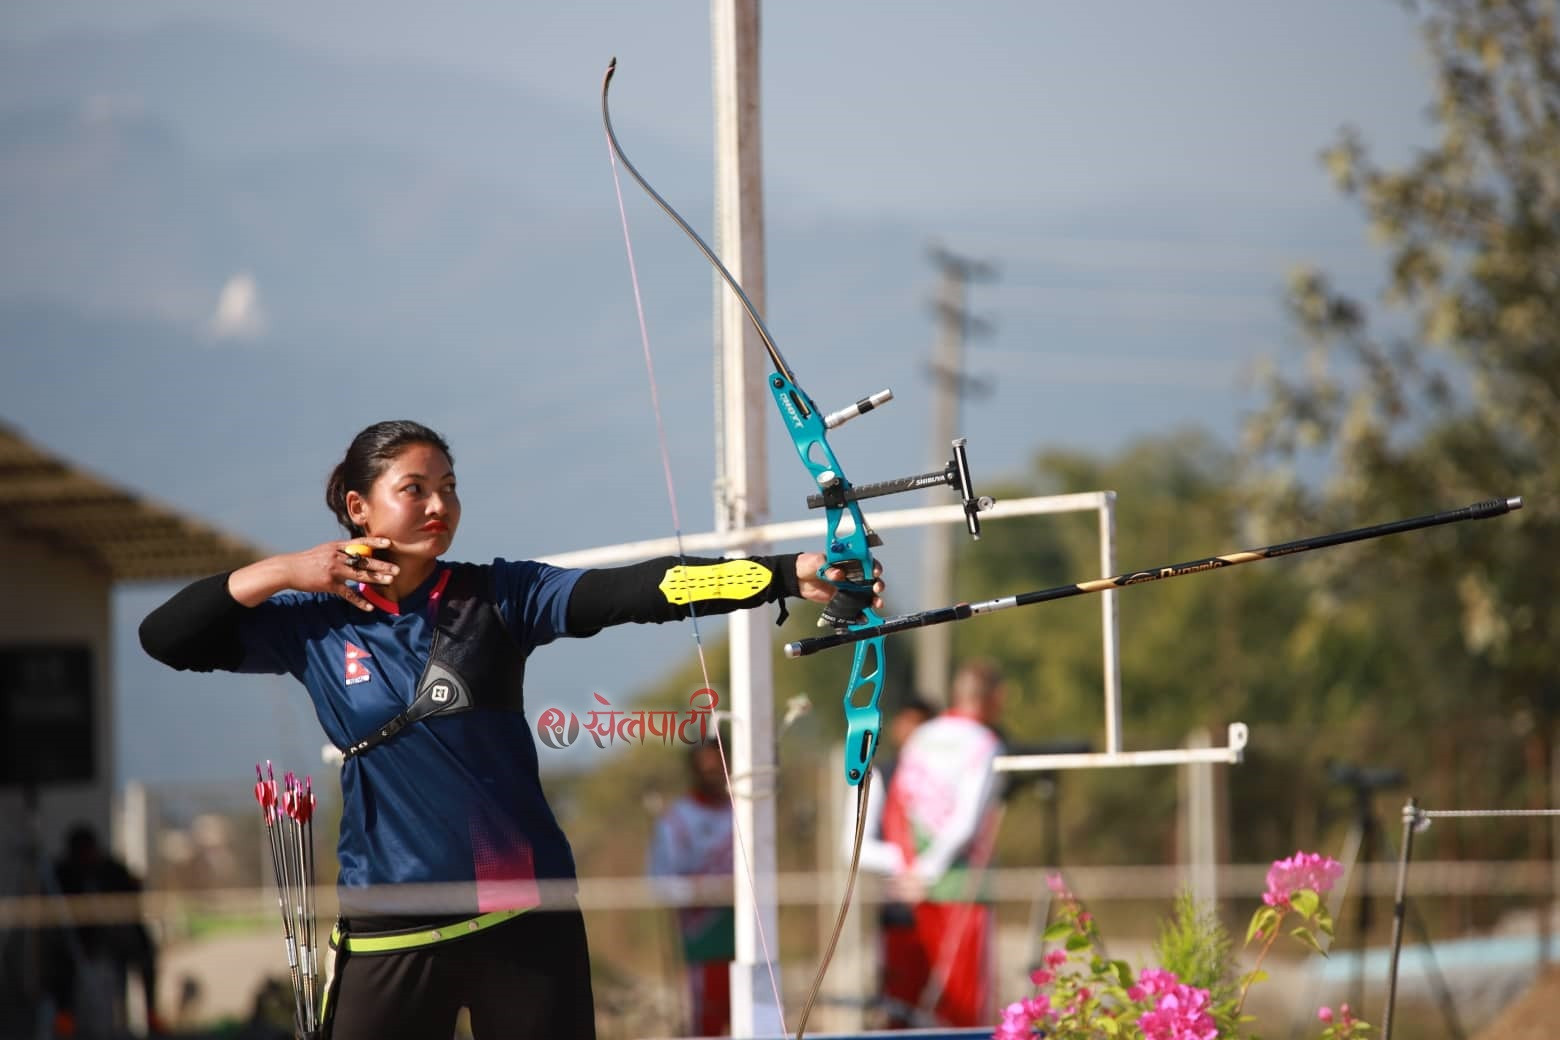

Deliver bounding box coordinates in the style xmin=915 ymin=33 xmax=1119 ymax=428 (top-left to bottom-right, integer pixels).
xmin=914 ymin=247 xmax=993 ymax=707
xmin=1098 ymin=491 xmax=1121 ymax=754
xmin=711 ymin=1 xmax=782 ymax=1034
xmin=1179 ymin=728 xmax=1217 ymax=907
xmin=1382 ymin=798 xmax=1421 ymax=1040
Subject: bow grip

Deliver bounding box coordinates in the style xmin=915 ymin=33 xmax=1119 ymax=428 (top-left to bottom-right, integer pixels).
xmin=819 ymin=582 xmax=875 ymax=630
xmin=816 ymin=557 xmax=875 ymax=629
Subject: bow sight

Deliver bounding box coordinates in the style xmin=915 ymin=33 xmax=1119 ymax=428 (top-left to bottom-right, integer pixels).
xmin=804 ymin=429 xmax=995 ymax=543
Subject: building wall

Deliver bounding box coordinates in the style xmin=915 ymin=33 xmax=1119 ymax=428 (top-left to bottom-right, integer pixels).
xmin=0 ymin=528 xmax=114 ymax=882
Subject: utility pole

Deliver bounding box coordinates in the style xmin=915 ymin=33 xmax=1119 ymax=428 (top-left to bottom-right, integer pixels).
xmin=915 ymin=245 xmax=995 ymax=707
xmin=711 ymin=2 xmax=783 ymax=1036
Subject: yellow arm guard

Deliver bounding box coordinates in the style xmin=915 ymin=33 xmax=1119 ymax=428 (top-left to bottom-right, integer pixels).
xmin=658 ymin=559 xmax=774 ymax=605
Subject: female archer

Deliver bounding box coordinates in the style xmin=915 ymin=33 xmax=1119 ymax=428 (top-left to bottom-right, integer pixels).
xmin=140 ymin=418 xmax=883 ymax=1040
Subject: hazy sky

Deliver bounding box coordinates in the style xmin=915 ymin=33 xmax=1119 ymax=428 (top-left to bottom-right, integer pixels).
xmin=0 ymin=2 xmax=1438 ymax=786
xmin=2 ymin=1 xmax=1433 ymax=214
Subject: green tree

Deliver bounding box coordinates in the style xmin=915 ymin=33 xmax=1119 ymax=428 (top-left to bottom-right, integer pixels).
xmin=956 ymin=433 xmax=1350 ymax=874
xmin=1245 ymin=0 xmax=1559 ymax=875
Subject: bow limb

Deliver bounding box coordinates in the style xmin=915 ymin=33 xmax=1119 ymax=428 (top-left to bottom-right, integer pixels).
xmin=602 ymin=58 xmax=885 ymax=1040
xmin=601 ymin=57 xmax=885 ymax=784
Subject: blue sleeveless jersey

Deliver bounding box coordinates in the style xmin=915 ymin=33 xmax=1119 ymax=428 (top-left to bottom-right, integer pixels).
xmin=232 ymin=558 xmax=583 ymax=915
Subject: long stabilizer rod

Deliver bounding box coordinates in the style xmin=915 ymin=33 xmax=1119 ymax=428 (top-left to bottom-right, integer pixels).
xmin=785 ymin=496 xmax=1523 ymax=658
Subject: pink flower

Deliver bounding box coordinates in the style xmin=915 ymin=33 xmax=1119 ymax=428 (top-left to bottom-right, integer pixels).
xmin=998 ymin=995 xmax=1050 ymax=1028
xmin=1318 ymin=1006 xmax=1334 ymax=1023
xmin=1046 ymin=873 xmax=1068 ymax=894
xmin=1138 ymin=983 xmax=1218 ymax=1040
xmin=995 ymin=1000 xmax=1035 ymax=1040
xmin=1263 ymin=850 xmax=1344 ymax=907
xmin=1136 ymin=968 xmax=1181 ymax=997
xmin=1045 ymin=949 xmax=1067 ymax=968
xmin=1028 ymin=968 xmax=1052 ymax=987
xmin=1128 ymin=967 xmax=1183 ymax=1003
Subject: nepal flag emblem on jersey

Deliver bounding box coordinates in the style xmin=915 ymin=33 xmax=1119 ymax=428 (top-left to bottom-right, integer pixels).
xmin=344 ymin=642 xmax=372 ymax=686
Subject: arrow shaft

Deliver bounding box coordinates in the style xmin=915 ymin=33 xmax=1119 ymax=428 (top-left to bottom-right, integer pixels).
xmin=786 ymin=496 xmax=1523 ymax=657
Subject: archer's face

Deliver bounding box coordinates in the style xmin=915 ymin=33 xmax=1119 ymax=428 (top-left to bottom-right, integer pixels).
xmin=347 ymin=443 xmax=460 ymax=562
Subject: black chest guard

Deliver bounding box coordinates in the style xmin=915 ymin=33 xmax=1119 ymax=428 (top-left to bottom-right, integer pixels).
xmin=341 ymin=563 xmax=526 ymax=760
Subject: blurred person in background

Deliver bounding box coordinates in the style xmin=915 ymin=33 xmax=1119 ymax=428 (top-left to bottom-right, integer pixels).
xmin=48 ymin=823 xmax=164 ymax=1037
xmin=877 ymin=696 xmax=937 ymax=791
xmin=138 ymin=419 xmax=882 ymax=1040
xmin=872 ymin=659 xmax=1007 ymax=1029
xmin=646 ymin=739 xmax=735 ymax=1037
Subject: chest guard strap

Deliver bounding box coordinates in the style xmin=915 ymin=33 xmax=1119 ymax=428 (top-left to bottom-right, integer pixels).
xmin=341 ymin=563 xmax=527 ymax=761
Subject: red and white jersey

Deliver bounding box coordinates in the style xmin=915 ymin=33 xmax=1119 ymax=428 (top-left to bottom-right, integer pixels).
xmin=647 ymin=792 xmax=736 ymax=962
xmin=648 ymin=793 xmax=734 ymax=880
xmin=881 ymin=713 xmax=1004 ymax=899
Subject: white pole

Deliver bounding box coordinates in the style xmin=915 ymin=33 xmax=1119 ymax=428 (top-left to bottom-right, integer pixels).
xmin=711 ymin=1 xmax=783 ymax=1034
xmin=539 ymin=494 xmax=1115 ymax=569
xmin=1180 ymin=728 xmax=1218 ymax=906
xmin=1099 ymin=491 xmax=1122 ymax=754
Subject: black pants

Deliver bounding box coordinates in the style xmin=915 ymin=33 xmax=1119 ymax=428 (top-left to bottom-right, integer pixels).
xmin=328 ymin=907 xmax=595 ymax=1040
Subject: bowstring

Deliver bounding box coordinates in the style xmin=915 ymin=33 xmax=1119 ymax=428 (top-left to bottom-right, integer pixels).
xmin=793 ymin=770 xmax=872 ymax=1038
xmin=606 ymin=135 xmax=789 ymax=1032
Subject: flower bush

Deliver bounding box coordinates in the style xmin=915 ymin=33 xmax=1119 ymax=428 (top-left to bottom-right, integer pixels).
xmin=994 ymin=851 xmax=1371 ymax=1039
